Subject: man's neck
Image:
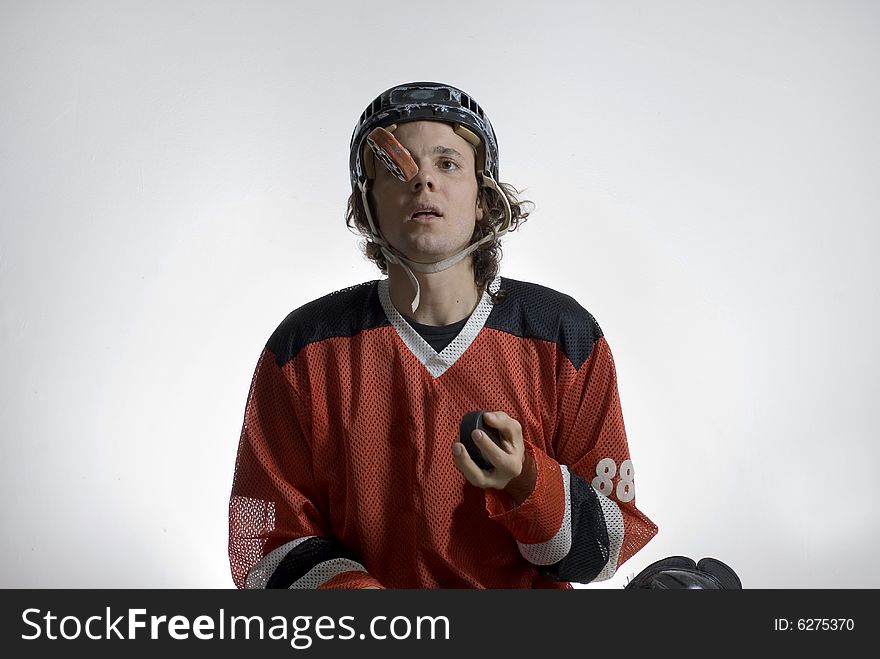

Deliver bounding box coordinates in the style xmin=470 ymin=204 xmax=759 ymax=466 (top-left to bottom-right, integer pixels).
xmin=387 ymin=260 xmax=482 ymax=326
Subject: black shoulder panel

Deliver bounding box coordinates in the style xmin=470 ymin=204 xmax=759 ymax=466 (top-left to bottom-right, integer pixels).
xmin=487 ymin=277 xmax=604 ymax=370
xmin=266 ymin=281 xmax=389 ymax=367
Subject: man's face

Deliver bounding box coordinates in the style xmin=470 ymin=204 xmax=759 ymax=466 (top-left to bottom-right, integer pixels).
xmin=369 ymin=120 xmax=484 ymax=264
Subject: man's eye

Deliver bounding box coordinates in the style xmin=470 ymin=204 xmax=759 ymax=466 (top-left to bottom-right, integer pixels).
xmin=439 ymin=159 xmax=459 ymax=170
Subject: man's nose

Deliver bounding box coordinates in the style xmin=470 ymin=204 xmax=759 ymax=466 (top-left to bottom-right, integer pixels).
xmin=409 ymin=164 xmax=434 ymax=190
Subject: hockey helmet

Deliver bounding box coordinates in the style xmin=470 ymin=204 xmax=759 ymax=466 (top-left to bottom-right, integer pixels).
xmin=349 ymin=81 xmax=500 ymax=192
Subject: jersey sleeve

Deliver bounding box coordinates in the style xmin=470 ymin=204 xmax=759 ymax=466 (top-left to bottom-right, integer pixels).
xmin=486 ymin=335 xmax=658 ymax=584
xmin=228 ymin=346 xmax=383 ymax=589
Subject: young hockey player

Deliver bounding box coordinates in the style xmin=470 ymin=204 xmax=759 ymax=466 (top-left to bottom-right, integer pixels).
xmin=228 ymin=82 xmax=657 ymax=588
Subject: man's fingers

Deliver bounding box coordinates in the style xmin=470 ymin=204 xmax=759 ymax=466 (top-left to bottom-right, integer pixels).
xmin=482 ymin=411 xmax=506 ymax=430
xmin=455 ymin=411 xmax=527 ymax=491
xmin=473 ymin=432 xmax=524 ymax=483
xmin=473 ymin=430 xmax=508 ymax=462
xmin=452 ymin=441 xmax=488 ymax=485
xmin=482 ymin=411 xmax=521 ymax=445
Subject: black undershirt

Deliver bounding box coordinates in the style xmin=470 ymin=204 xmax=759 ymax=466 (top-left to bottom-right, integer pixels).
xmin=401 ymin=314 xmax=471 ymax=353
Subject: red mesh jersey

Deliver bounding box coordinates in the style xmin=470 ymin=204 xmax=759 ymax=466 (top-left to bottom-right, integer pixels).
xmin=229 ymin=276 xmax=658 ymax=588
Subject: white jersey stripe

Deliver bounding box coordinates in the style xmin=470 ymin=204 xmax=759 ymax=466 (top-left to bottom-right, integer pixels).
xmin=516 ymin=465 xmax=573 ymax=565
xmin=245 ymin=537 xmax=368 ymax=589
xmin=594 ymin=492 xmax=624 ymax=581
xmin=378 ymin=275 xmax=501 ymax=378
xmin=288 ymin=558 xmax=368 ymax=589
xmin=245 ymin=536 xmax=312 ymax=589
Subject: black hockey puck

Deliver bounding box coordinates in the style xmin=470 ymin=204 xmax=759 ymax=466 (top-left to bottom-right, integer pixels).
xmin=458 ymin=410 xmax=503 ymax=470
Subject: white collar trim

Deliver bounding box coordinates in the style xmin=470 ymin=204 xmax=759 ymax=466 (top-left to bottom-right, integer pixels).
xmin=378 ymin=275 xmax=501 ymax=378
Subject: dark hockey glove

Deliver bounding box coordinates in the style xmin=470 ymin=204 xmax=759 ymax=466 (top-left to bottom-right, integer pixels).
xmin=624 ymin=555 xmax=742 ymax=589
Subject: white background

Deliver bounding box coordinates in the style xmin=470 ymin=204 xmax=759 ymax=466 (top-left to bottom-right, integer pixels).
xmin=2 ymin=0 xmax=878 ymax=588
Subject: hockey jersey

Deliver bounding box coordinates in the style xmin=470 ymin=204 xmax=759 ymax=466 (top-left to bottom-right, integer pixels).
xmin=228 ymin=275 xmax=658 ymax=589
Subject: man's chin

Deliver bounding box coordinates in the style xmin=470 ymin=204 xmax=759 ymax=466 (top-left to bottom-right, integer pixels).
xmin=389 ymin=245 xmax=456 ymax=267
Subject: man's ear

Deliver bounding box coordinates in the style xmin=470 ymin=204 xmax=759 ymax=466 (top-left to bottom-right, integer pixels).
xmin=476 ymin=191 xmax=486 ymax=222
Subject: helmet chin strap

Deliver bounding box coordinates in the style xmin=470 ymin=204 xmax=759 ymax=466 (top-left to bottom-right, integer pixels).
xmin=358 ymin=173 xmax=512 ymax=315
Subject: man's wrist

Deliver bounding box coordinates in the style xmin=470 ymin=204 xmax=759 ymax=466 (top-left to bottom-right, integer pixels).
xmin=503 ymin=450 xmax=536 ymax=505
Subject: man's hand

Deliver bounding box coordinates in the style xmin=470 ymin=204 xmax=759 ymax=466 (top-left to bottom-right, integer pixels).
xmin=452 ymin=411 xmax=536 ymax=504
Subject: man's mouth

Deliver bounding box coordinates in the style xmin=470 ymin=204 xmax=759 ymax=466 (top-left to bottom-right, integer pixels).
xmin=410 ymin=205 xmax=443 ymax=221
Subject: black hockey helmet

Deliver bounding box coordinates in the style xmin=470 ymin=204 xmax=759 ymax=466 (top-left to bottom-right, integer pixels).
xmin=349 ymin=81 xmax=500 ymax=193
xmin=625 ymin=556 xmax=742 ymax=590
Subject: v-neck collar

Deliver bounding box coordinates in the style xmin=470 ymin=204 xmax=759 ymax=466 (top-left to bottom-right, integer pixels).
xmin=378 ymin=275 xmax=501 ymax=378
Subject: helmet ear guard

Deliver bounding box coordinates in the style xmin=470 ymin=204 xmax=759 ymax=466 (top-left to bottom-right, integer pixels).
xmin=477 ymin=172 xmax=512 ymax=235
xmin=452 ymin=124 xmax=485 ymax=174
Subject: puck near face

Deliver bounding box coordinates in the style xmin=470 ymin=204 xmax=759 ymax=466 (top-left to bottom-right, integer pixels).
xmin=366 ymin=127 xmax=419 ymax=182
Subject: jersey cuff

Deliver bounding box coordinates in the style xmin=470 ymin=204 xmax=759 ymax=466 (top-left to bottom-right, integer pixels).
xmin=484 ymin=443 xmax=566 ymax=544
